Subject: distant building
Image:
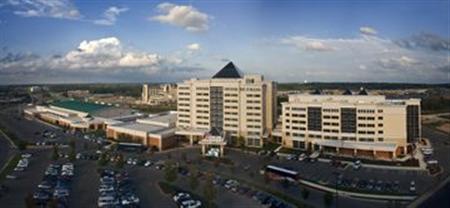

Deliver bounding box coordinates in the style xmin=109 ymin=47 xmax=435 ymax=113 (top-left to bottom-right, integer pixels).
xmin=141 ymin=84 xmax=177 ymax=105
xmin=279 ymin=93 xmax=421 ymax=160
xmin=175 ymin=62 xmax=277 ymax=148
xmin=67 ymin=90 xmax=90 ymax=98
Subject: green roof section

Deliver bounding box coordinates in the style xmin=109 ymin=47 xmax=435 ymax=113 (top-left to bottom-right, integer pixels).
xmin=50 ymin=100 xmax=109 ymax=114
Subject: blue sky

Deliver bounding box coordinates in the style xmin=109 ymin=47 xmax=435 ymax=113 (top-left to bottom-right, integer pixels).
xmin=0 ymin=0 xmax=449 ymax=84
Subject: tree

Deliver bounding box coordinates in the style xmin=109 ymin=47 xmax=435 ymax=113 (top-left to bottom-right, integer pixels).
xmin=24 ymin=193 xmax=35 ymax=208
xmin=203 ymin=173 xmax=216 ymax=207
xmin=181 ymin=152 xmax=187 ymax=162
xmin=323 ymin=192 xmax=333 ymax=207
xmin=189 ymin=166 xmax=199 ymax=190
xmin=51 ymin=145 xmax=59 ymax=161
xmin=115 ymin=153 xmax=125 ymax=169
xmin=281 ymin=178 xmax=290 ymax=189
xmin=97 ymin=152 xmax=108 ymax=166
xmin=301 ymin=188 xmax=310 ymax=200
xmin=83 ymin=141 xmax=88 ymax=150
xmin=238 ymin=136 xmax=246 ymax=149
xmin=69 ymin=138 xmax=76 ymax=149
xmin=264 ymin=173 xmax=271 ymax=184
xmin=18 ymin=140 xmax=28 ymax=150
xmin=164 ymin=161 xmax=177 ymax=183
xmin=68 ymin=146 xmax=76 ymax=162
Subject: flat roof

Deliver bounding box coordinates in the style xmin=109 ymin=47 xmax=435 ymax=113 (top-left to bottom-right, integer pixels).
xmin=139 ymin=113 xmax=176 ymax=125
xmin=111 ymin=122 xmax=173 ymax=135
xmin=91 ymin=107 xmax=138 ymax=119
xmin=51 ymin=100 xmax=109 ymax=114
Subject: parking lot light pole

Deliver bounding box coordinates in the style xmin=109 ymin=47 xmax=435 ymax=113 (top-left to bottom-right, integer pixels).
xmin=332 ymin=171 xmax=339 ymax=208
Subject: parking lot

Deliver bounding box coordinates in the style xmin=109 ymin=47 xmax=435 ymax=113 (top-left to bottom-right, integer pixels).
xmin=1 ymin=104 xmax=449 ymax=208
xmin=0 ymin=149 xmax=52 ymax=207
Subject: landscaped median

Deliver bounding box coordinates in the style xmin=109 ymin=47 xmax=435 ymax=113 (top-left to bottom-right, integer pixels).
xmin=0 ymin=153 xmax=21 ymax=182
xmin=201 ymin=169 xmax=313 ymax=208
xmin=158 ymin=181 xmax=218 ymax=208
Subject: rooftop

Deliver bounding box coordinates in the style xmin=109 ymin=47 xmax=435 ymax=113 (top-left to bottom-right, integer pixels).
xmin=212 ymin=62 xmax=243 ymax=79
xmin=50 ymin=100 xmax=109 ymax=114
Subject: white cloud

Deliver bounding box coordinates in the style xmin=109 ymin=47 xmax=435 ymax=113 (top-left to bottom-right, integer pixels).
xmin=378 ymin=56 xmax=420 ymax=69
xmin=186 ymin=43 xmax=201 ymax=51
xmin=360 ymin=26 xmax=378 ymax=36
xmin=151 ymin=2 xmax=210 ymax=32
xmin=94 ymin=6 xmax=128 ymax=26
xmin=277 ymin=30 xmax=449 ymax=82
xmin=60 ymin=37 xmax=163 ymax=70
xmin=7 ymin=0 xmax=81 ymax=20
xmin=0 ymin=37 xmax=209 ymax=82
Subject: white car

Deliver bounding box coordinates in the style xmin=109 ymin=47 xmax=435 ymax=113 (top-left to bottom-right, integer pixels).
xmin=53 ymin=189 xmax=70 ymax=198
xmin=410 ymin=181 xmax=416 ymax=192
xmin=99 ymin=185 xmax=115 ymax=193
xmin=180 ymin=199 xmax=202 ymax=208
xmin=173 ymin=192 xmax=191 ymax=202
xmin=6 ymin=175 xmax=17 ymax=180
xmin=144 ymin=161 xmax=153 ymax=167
xmin=298 ymin=153 xmax=306 ymax=161
xmin=98 ymin=196 xmax=119 ymax=207
xmin=353 ymin=160 xmax=362 ymax=170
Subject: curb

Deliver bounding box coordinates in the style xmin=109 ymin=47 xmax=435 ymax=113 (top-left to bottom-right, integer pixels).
xmin=0 ymin=129 xmax=17 ymax=149
xmin=299 ymin=179 xmax=417 ymax=201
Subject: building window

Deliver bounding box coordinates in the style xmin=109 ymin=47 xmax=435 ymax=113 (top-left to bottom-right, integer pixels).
xmin=307 ymin=107 xmax=322 ymax=131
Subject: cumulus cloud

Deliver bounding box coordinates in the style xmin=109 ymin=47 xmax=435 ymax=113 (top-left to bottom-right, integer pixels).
xmin=359 ymin=26 xmax=378 ymax=36
xmin=94 ymin=6 xmax=128 ymax=26
xmin=0 ymin=37 xmax=205 ymax=81
xmin=6 ymin=0 xmax=81 ymax=20
xmin=151 ymin=2 xmax=210 ymax=32
xmin=186 ymin=43 xmax=201 ymax=51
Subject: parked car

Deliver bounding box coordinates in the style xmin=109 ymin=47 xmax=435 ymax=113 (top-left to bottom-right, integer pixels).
xmin=298 ymin=153 xmax=307 ymax=161
xmin=410 ymin=181 xmax=416 ymax=193
xmin=353 ymin=160 xmax=362 ymax=170
xmin=180 ymin=199 xmax=202 ymax=208
xmin=98 ymin=196 xmax=119 ymax=207
xmin=173 ymin=192 xmax=191 ymax=202
xmin=144 ymin=160 xmax=153 ymax=167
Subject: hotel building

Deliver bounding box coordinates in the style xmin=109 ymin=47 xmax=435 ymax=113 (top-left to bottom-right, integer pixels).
xmin=280 ymin=94 xmax=421 ymax=160
xmin=175 ymin=62 xmax=277 ymax=147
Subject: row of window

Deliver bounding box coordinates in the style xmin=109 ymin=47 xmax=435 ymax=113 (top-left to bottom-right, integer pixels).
xmin=246 ymin=94 xmax=261 ymax=98
xmin=196 ymin=121 xmax=209 ymax=126
xmin=246 ymin=106 xmax=261 ymax=110
xmin=286 ymin=133 xmax=384 ymax=143
xmin=246 ymin=100 xmax=261 ymax=104
xmin=323 ymin=109 xmax=339 ymax=113
xmin=247 ymin=112 xmax=261 ymax=116
xmin=323 ymin=122 xmax=339 ymax=126
xmin=247 ymin=118 xmax=261 ymax=123
xmin=196 ymin=93 xmax=209 ymax=96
